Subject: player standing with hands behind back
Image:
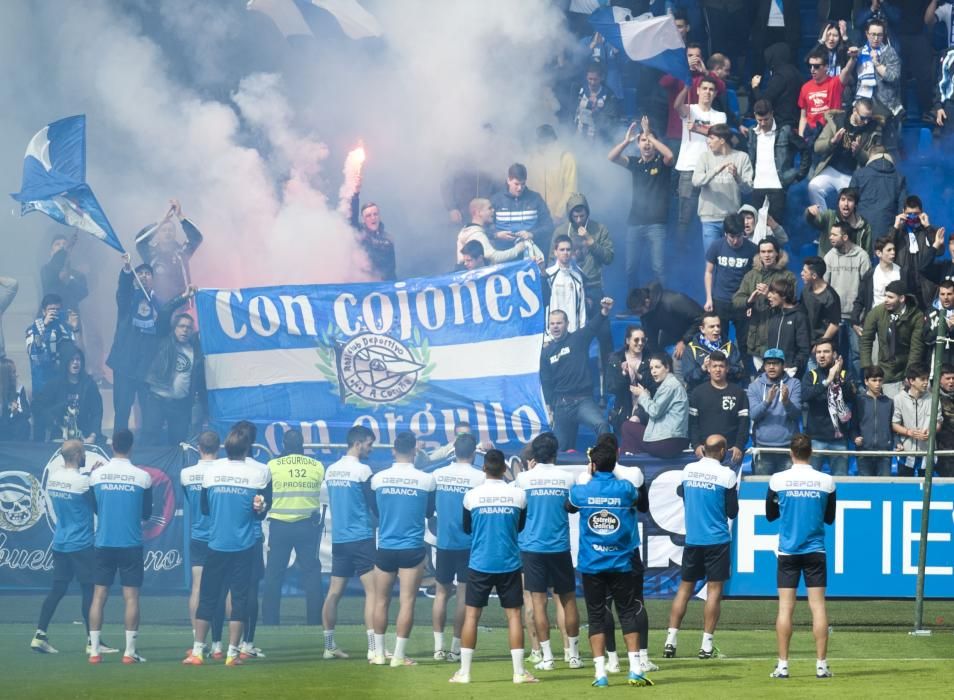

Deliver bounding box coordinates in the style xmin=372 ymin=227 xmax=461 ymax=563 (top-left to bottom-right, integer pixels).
xmin=765 ymin=434 xmax=836 ymax=679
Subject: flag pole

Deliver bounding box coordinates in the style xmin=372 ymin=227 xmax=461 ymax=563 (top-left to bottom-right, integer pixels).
xmin=912 ymin=314 xmax=944 ymax=634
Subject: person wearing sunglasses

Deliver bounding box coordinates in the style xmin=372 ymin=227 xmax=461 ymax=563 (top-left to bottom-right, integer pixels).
xmin=809 ymin=98 xmax=883 ymax=211
xmin=798 ymin=47 xmax=848 ymax=148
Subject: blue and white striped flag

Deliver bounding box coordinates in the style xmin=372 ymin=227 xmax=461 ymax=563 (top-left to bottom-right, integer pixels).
xmin=588 ymin=7 xmax=690 ymax=82
xmin=10 ymin=115 xmax=125 ymax=253
xmin=196 ymin=260 xmax=548 ymax=447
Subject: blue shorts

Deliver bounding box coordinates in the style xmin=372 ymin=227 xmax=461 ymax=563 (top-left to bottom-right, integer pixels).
xmin=189 ymin=539 xmax=210 ymax=567
xmin=375 ymin=547 xmax=425 ymax=573
xmin=435 ymin=548 xmax=470 ymax=585
xmin=331 ymin=538 xmax=376 ymax=578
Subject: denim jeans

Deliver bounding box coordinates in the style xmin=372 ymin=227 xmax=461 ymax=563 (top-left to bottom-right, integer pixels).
xmin=811 ymin=438 xmax=850 ymax=476
xmin=701 ymin=220 xmax=723 ymax=257
xmin=553 ymin=395 xmax=611 ymax=453
xmin=857 ymin=456 xmax=892 ymax=477
xmin=626 ymin=223 xmax=667 ymax=288
xmin=752 ymin=449 xmax=790 ymax=476
xmin=808 ymin=166 xmax=852 ymax=211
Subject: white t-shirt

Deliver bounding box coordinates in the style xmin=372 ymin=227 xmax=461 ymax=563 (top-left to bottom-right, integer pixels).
xmin=675 ymin=104 xmax=727 ymax=172
xmin=754 ymin=127 xmax=782 ymax=190
xmin=872 ymin=263 xmax=901 ymax=307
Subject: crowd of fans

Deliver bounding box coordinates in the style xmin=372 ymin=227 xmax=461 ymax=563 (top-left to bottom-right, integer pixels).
xmin=3 ymin=2 xmax=954 ymax=480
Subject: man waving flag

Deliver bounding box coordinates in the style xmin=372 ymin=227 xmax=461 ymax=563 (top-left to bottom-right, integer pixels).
xmin=10 ymin=115 xmax=125 ymax=253
xmin=588 ymin=7 xmax=690 ymax=82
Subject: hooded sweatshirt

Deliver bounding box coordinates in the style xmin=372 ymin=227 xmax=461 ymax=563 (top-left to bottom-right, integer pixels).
xmin=552 ymin=193 xmax=614 ymax=290
xmin=753 ymin=43 xmax=804 ymax=127
xmin=764 ymin=304 xmax=811 ymax=377
xmin=824 ymin=243 xmax=871 ymax=320
xmin=747 ymin=372 xmax=802 ymax=446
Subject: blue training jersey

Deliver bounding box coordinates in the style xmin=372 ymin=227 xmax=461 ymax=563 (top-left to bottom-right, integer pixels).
xmin=433 ymin=462 xmax=486 ymax=550
xmin=514 ymin=464 xmax=576 ymax=553
xmin=769 ymin=464 xmax=836 ymax=555
xmin=570 ymin=471 xmax=639 ymax=574
xmin=680 ymin=457 xmax=737 ymax=546
xmin=203 ymin=459 xmax=271 ymax=552
xmin=464 ymin=479 xmax=527 ymax=573
xmin=371 ymin=462 xmax=436 ymax=550
xmin=90 ymin=458 xmax=152 ymax=548
xmin=577 ymin=465 xmax=645 ymax=549
xmin=46 ymin=467 xmax=94 ymax=552
xmin=321 ymin=455 xmax=375 ymax=543
xmin=180 ymin=460 xmax=213 ymax=542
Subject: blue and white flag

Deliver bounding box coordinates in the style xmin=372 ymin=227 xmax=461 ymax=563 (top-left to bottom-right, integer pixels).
xmin=588 ymin=8 xmax=690 ymax=82
xmin=10 ymin=115 xmax=124 ymax=253
xmin=196 ymin=260 xmax=548 ymax=449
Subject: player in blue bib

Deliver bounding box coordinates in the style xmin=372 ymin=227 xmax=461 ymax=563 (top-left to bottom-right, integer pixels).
xmin=87 ymin=429 xmax=153 ymax=665
xmin=369 ymin=431 xmax=436 ymax=667
xmin=186 ymin=426 xmax=270 ymax=666
xmin=568 ymin=438 xmax=653 ymax=688
xmin=180 ymin=431 xmax=221 ymax=658
xmin=320 ymin=425 xmax=379 ymax=661
xmin=766 ymin=433 xmax=837 ymax=679
xmin=450 ymin=449 xmax=538 ymax=685
xmin=664 ymin=434 xmax=738 ymax=660
xmin=513 ymin=432 xmax=581 ymax=671
xmin=431 ymin=432 xmax=485 ymax=662
xmin=31 ymin=440 xmax=102 ymax=655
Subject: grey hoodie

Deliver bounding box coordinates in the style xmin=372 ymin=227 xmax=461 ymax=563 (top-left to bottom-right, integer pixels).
xmin=824 ymin=243 xmax=871 ymax=320
xmin=747 ymin=372 xmax=802 ymax=447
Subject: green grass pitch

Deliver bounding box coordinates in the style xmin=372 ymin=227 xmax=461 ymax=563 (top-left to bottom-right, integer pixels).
xmin=3 ymin=595 xmax=953 ymax=698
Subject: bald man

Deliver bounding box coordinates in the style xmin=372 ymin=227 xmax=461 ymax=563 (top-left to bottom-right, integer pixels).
xmin=663 ymin=434 xmax=739 ymax=660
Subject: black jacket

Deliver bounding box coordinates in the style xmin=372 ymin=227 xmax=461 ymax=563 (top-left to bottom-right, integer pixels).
xmin=604 ymin=349 xmax=655 ymax=432
xmin=540 ymin=313 xmax=607 ymax=405
xmin=765 ymin=304 xmax=811 ymax=377
xmin=639 ymin=282 xmax=704 ymax=350
xmin=145 ymin=333 xmax=205 ymax=403
xmin=40 ymin=249 xmax=88 ymax=312
xmin=892 ymin=223 xmax=941 ymax=309
xmin=36 ymin=372 xmax=103 ymax=442
xmin=106 ymin=270 xmax=188 ymax=380
xmin=802 ymin=366 xmax=855 ymax=441
xmin=850 ymin=392 xmax=894 ymax=450
xmin=752 ymin=43 xmax=803 ymax=127
xmin=923 ymin=308 xmax=954 ymax=371
xmin=746 ymin=122 xmax=810 ymax=189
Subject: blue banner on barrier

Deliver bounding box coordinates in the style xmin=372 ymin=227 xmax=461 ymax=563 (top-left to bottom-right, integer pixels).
xmin=195 ymin=260 xmax=548 ymax=451
xmin=728 ymin=479 xmax=954 ymax=597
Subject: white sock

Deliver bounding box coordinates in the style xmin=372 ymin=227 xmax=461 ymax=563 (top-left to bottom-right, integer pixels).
xmin=191 ymin=628 xmax=196 ymax=643
xmin=594 ymin=654 xmax=606 ymax=679
xmin=568 ymin=636 xmax=579 ymax=658
xmin=451 ymin=637 xmax=461 ymax=654
xmin=628 ymin=651 xmax=640 ymax=672
xmin=461 ymin=648 xmax=474 ymax=675
xmin=36 ymin=628 xmax=46 ymax=637
xmin=228 ymin=644 xmax=240 ymax=658
xmin=817 ymin=658 xmax=828 ymax=671
xmin=211 ymin=641 xmax=222 ymax=652
xmin=665 ymin=628 xmax=678 ymax=646
xmin=510 ymin=648 xmax=525 ymax=675
xmin=777 ymin=658 xmax=789 ymax=670
xmin=639 ymin=648 xmax=648 ymax=664
xmin=394 ymin=636 xmax=408 ymax=660
xmin=541 ymin=639 xmax=553 ymax=662
xmin=366 ymin=629 xmax=375 ymax=652
xmin=323 ymin=629 xmax=335 ymax=650
xmin=374 ymin=634 xmax=385 ymax=656
xmin=434 ymin=631 xmax=444 ymax=652
xmin=193 ymin=641 xmax=204 ymax=657
xmin=124 ymin=630 xmax=137 ymax=656
xmin=89 ymin=630 xmax=101 ymax=655
xmin=701 ymin=632 xmax=714 ymax=652
xmin=607 ymin=650 xmax=619 ymax=666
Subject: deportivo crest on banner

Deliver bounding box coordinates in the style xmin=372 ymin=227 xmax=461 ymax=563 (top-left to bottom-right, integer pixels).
xmin=196 ymin=260 xmax=548 ymax=449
